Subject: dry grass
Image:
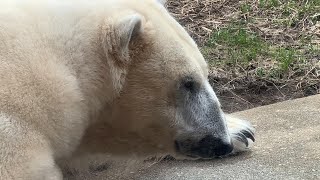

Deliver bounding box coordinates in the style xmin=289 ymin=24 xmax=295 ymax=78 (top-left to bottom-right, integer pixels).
xmin=166 ymin=0 xmax=320 ymax=112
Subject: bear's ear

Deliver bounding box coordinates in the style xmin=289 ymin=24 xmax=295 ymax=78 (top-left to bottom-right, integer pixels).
xmin=118 ymin=14 xmax=142 ymax=54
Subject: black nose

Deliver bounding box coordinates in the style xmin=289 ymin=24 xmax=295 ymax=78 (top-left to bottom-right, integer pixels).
xmin=213 ymin=140 xmax=233 ymax=156
xmin=193 ymin=135 xmax=233 ymax=158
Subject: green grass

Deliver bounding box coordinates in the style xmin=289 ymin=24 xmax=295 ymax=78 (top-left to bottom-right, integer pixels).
xmin=205 ymin=23 xmax=300 ymax=69
xmin=202 ymin=0 xmax=319 ymax=81
xmin=207 ymin=23 xmax=267 ymax=65
xmin=259 ymin=0 xmax=320 ymax=26
xmin=258 ymin=0 xmax=280 ymax=8
xmin=240 ymin=3 xmax=251 ymax=13
xmin=274 ymin=47 xmax=296 ymax=72
xmin=204 ymin=24 xmax=304 ymax=79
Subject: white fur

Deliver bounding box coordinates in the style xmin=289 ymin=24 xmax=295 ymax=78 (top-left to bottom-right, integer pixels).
xmin=226 ymin=115 xmax=255 ymax=153
xmin=0 ymin=0 xmax=255 ymax=179
xmin=156 ymin=0 xmax=166 ymax=5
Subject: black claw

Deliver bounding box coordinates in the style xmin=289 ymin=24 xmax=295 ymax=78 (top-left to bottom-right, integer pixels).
xmin=236 ymin=133 xmax=249 ymax=147
xmin=247 ymin=127 xmax=255 ymax=135
xmin=241 ymin=129 xmax=255 ymax=142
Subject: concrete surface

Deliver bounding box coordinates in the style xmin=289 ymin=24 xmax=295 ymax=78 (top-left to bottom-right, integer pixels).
xmin=64 ymin=94 xmax=320 ymax=180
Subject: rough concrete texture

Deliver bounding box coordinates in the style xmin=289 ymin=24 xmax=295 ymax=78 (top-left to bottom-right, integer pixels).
xmin=64 ymin=94 xmax=320 ymax=180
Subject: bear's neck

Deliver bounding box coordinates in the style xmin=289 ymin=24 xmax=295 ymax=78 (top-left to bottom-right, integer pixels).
xmin=42 ymin=3 xmax=126 ymax=121
xmin=53 ymin=20 xmax=120 ymax=122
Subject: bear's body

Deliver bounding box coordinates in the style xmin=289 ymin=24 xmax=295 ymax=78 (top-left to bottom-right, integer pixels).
xmin=0 ymin=0 xmax=255 ymax=179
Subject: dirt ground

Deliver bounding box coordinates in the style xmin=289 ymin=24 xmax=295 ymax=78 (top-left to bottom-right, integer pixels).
xmin=166 ymin=0 xmax=320 ymax=113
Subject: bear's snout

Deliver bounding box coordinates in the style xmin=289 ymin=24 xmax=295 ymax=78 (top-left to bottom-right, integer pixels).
xmin=175 ymin=135 xmax=233 ymax=158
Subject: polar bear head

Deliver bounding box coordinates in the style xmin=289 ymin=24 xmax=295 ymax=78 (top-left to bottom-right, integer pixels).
xmin=95 ymin=0 xmax=233 ymax=159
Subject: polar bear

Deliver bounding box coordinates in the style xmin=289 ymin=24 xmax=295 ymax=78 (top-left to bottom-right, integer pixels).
xmin=0 ymin=0 xmax=255 ymax=179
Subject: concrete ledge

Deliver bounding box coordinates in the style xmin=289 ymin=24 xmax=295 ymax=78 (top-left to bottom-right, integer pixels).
xmin=64 ymin=94 xmax=320 ymax=180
